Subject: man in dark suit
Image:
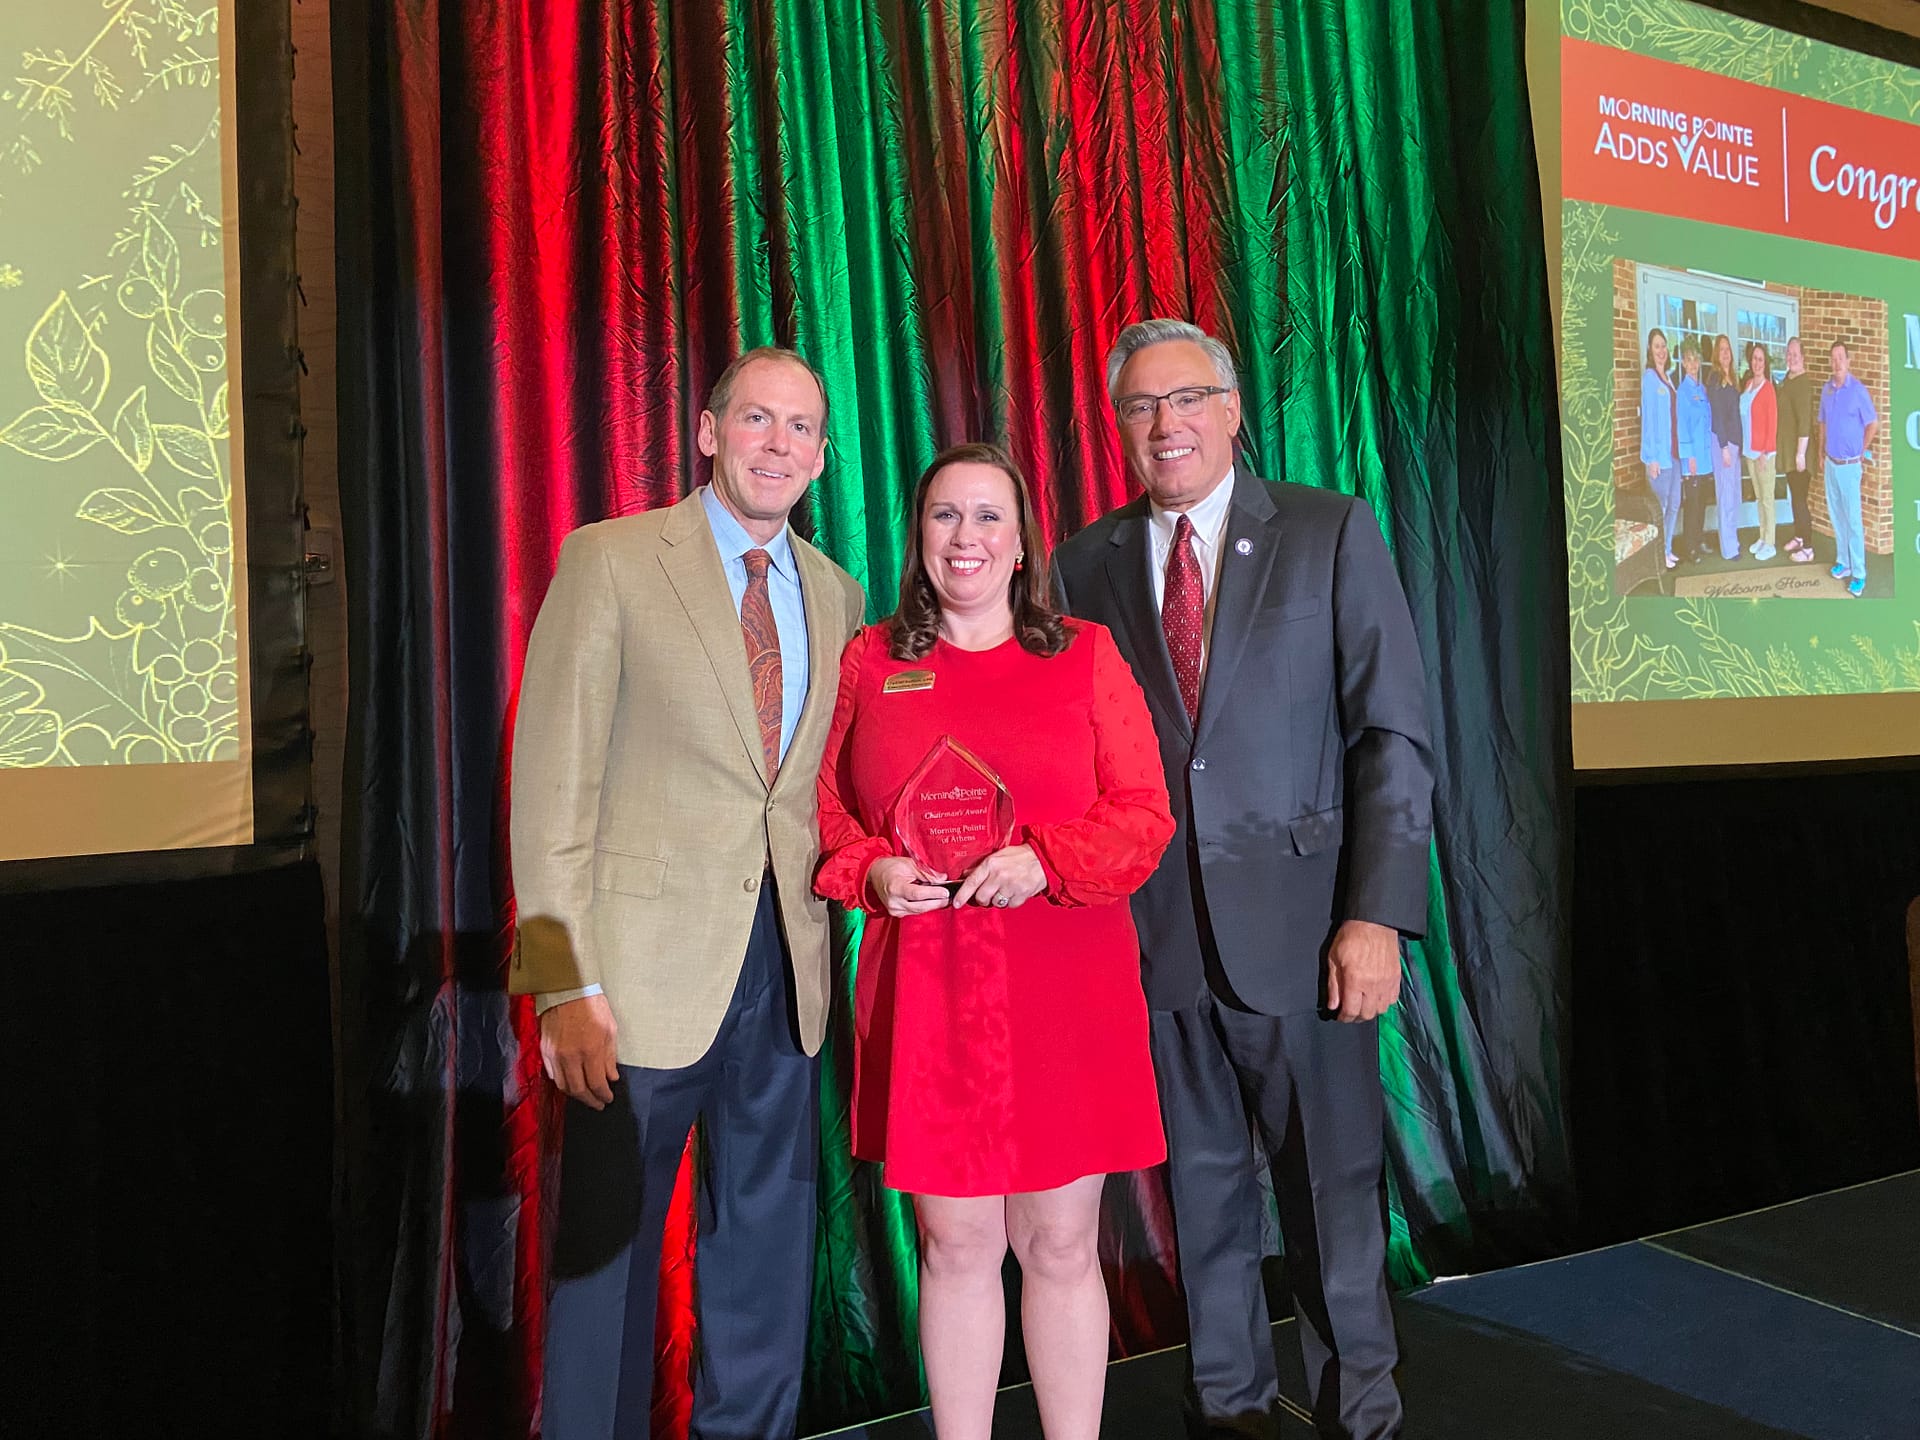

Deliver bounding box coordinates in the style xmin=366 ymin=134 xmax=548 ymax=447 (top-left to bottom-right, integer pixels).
xmin=1052 ymin=319 xmax=1434 ymax=1440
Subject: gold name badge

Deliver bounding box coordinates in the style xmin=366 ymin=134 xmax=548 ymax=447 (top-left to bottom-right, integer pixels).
xmin=883 ymin=669 xmax=936 ymax=694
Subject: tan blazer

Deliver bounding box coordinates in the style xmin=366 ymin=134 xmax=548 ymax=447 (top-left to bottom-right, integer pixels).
xmin=508 ymin=489 xmax=866 ymax=1068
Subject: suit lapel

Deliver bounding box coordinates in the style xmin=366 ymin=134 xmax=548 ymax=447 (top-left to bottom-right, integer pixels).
xmin=659 ymin=491 xmax=768 ymax=786
xmin=1194 ymin=471 xmax=1280 ymax=746
xmin=1104 ymin=499 xmax=1191 ymax=742
xmin=778 ymin=536 xmax=846 ymax=800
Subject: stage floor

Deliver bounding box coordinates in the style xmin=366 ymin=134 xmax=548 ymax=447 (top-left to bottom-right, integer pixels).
xmin=817 ymin=1170 xmax=1920 ymax=1439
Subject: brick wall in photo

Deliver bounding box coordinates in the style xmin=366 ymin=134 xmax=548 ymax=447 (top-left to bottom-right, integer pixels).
xmin=1612 ymin=258 xmax=1643 ymax=497
xmin=1761 ymin=283 xmax=1892 ymax=554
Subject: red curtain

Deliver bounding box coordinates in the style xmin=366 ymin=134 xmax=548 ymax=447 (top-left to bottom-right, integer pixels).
xmin=332 ymin=0 xmax=1569 ymax=1435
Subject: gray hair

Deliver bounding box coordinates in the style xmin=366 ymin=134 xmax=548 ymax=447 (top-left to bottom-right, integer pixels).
xmin=1105 ymin=319 xmax=1239 ymax=401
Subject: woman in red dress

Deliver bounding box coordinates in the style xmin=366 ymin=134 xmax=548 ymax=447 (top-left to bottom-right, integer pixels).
xmin=816 ymin=442 xmax=1174 ymax=1439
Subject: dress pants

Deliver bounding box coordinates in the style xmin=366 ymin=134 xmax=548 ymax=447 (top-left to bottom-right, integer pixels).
xmin=543 ymin=882 xmax=817 ymax=1440
xmin=1150 ymin=994 xmax=1399 ymax=1440
xmin=1680 ymin=468 xmax=1710 ymax=557
xmin=1824 ymin=458 xmax=1866 ymax=581
xmin=1747 ymin=453 xmax=1776 ymax=552
xmin=1711 ymin=443 xmax=1743 ymax=559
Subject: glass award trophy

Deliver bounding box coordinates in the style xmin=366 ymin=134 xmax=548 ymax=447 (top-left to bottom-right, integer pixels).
xmin=892 ymin=735 xmax=1016 ymax=889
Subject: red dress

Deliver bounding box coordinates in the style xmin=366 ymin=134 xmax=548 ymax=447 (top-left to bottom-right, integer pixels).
xmin=815 ymin=619 xmax=1175 ymax=1196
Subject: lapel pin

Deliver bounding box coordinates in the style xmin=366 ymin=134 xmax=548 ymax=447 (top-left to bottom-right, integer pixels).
xmin=1234 ymin=538 xmax=1253 ymax=556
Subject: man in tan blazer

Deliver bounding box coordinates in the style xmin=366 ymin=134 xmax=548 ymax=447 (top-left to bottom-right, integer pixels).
xmin=509 ymin=346 xmax=865 ymax=1440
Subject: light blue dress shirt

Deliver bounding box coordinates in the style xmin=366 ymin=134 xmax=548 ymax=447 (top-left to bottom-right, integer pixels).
xmin=699 ymin=483 xmax=811 ymax=763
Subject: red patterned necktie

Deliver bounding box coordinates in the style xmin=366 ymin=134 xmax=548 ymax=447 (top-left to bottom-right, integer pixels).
xmin=740 ymin=548 xmax=783 ymax=785
xmin=1162 ymin=515 xmax=1203 ymax=725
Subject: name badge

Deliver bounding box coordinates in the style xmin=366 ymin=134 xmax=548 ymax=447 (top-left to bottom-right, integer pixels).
xmin=883 ymin=669 xmax=936 ymax=694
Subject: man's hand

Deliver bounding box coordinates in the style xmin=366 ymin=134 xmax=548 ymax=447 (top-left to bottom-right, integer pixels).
xmin=539 ymin=992 xmax=621 ymax=1109
xmin=1325 ymin=919 xmax=1403 ymax=1023
xmin=867 ymin=856 xmax=952 ymax=917
xmin=952 ymin=844 xmax=1047 ymax=910
xmin=1647 ymin=460 xmax=1662 ymax=481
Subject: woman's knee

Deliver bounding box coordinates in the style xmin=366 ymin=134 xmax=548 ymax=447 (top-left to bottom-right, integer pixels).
xmin=919 ymin=1208 xmax=1008 ymax=1282
xmin=1007 ymin=1212 xmax=1098 ymax=1285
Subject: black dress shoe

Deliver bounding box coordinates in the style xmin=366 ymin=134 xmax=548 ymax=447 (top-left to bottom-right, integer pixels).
xmin=1183 ymin=1408 xmax=1281 ymax=1440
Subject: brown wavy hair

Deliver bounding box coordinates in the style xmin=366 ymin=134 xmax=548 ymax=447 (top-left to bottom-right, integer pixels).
xmin=889 ymin=442 xmax=1070 ymax=661
xmin=1712 ymin=333 xmax=1738 ymax=387
xmin=1643 ymin=326 xmax=1670 ymax=377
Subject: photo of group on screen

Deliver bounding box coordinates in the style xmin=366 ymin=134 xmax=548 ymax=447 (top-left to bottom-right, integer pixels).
xmin=1612 ymin=263 xmax=1890 ymax=601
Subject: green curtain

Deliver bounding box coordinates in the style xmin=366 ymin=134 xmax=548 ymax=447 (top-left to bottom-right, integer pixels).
xmin=333 ymin=0 xmax=1569 ymax=1432
xmin=1276 ymin=1 xmax=1572 ymax=1279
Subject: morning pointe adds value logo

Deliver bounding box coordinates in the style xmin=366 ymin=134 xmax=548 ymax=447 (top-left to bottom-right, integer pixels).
xmin=1592 ymin=95 xmax=1761 ymax=187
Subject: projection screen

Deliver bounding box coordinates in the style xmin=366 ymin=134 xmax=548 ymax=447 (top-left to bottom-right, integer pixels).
xmin=0 ymin=0 xmax=252 ymax=859
xmin=1530 ymin=0 xmax=1920 ymax=770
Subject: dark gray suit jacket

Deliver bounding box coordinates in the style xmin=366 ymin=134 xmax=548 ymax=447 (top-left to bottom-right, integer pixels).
xmin=1052 ymin=470 xmax=1434 ymax=1015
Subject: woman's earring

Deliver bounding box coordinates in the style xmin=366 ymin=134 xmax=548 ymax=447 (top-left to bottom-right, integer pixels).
xmin=1015 ymin=553 xmax=1025 ymax=571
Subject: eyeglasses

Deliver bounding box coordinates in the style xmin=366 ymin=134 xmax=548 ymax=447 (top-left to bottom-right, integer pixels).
xmin=1115 ymin=386 xmax=1230 ymax=425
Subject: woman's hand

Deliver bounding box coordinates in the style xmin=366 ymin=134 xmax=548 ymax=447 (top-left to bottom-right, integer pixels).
xmin=1648 ymin=461 xmax=1662 ymax=480
xmin=867 ymin=856 xmax=952 ymax=917
xmin=952 ymin=844 xmax=1047 ymax=910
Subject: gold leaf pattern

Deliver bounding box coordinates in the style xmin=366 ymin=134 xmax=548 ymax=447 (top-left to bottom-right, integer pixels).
xmin=76 ymin=486 xmax=170 ymax=533
xmin=112 ymin=384 xmax=154 ymax=471
xmin=0 ymin=404 xmax=104 ymax=460
xmin=0 ymin=6 xmax=236 ymax=769
xmin=25 ymin=292 xmax=110 ymax=411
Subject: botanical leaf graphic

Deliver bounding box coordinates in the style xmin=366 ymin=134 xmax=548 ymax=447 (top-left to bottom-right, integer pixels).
xmin=0 ymin=404 xmax=104 ymax=461
xmin=146 ymin=320 xmax=202 ymax=403
xmin=0 ymin=621 xmax=174 ymax=759
xmin=0 ymin=12 xmax=244 ymax=775
xmin=0 ymin=668 xmax=60 ymax=768
xmin=176 ymin=483 xmax=223 ymax=520
xmin=25 ymin=292 xmax=110 ymax=411
xmin=77 ymin=487 xmax=170 ymax=533
xmin=140 ymin=218 xmax=180 ymax=297
xmin=113 ymin=386 xmax=154 ymax=471
xmin=153 ymin=422 xmax=216 ymax=479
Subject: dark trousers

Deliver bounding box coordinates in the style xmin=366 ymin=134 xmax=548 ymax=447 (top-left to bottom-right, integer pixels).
xmin=1785 ymin=466 xmax=1812 ymax=542
xmin=542 ymin=884 xmax=817 ymax=1440
xmin=1679 ymin=468 xmax=1711 ymax=556
xmin=1150 ymin=995 xmax=1399 ymax=1440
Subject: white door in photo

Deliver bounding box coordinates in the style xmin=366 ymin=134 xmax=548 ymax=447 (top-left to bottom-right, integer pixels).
xmin=1637 ymin=264 xmax=1799 ymax=529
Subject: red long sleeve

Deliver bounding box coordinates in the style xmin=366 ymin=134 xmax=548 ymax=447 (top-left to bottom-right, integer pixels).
xmin=1022 ymin=625 xmax=1175 ymax=907
xmin=814 ymin=628 xmax=894 ymax=908
xmin=1752 ymin=381 xmax=1777 ymax=452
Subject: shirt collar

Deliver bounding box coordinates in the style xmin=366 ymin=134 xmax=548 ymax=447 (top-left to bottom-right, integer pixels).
xmin=700 ymin=483 xmax=798 ymax=582
xmin=1149 ymin=465 xmax=1237 ymax=553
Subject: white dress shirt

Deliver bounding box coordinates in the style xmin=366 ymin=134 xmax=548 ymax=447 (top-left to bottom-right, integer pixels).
xmin=1148 ymin=466 xmax=1236 ymax=674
